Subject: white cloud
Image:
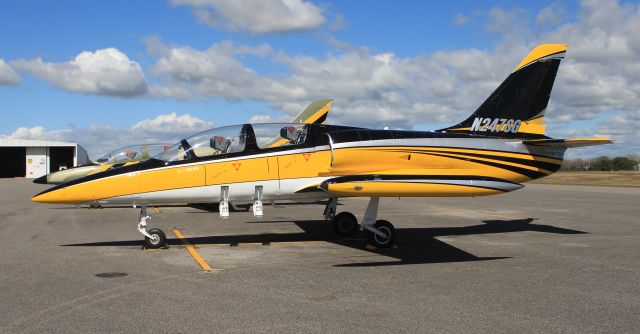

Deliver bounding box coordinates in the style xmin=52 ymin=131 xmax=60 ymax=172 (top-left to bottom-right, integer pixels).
xmin=248 ymin=114 xmax=273 ymax=123
xmin=12 ymin=48 xmax=147 ymax=97
xmin=150 ymin=41 xmax=304 ymax=102
xmin=171 ymin=0 xmax=326 ymax=34
xmin=5 ymin=126 xmax=64 ymax=141
xmin=148 ymin=39 xmax=509 ymax=129
xmin=131 ymin=112 xmax=213 ymax=134
xmin=0 ymin=59 xmax=20 ymax=86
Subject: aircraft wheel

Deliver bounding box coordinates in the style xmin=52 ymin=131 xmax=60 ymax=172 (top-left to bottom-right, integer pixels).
xmin=144 ymin=228 xmax=166 ymax=249
xmin=332 ymin=212 xmax=359 ymax=236
xmin=366 ymin=220 xmax=395 ymax=248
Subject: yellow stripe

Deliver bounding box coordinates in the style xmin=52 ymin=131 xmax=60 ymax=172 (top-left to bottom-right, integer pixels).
xmin=172 ymin=229 xmax=213 ymax=272
xmin=305 ymin=107 xmax=329 ymax=124
xmin=513 ymin=44 xmax=568 ymax=72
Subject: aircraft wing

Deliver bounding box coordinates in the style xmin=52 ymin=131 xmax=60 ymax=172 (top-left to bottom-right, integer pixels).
xmin=522 ymin=137 xmax=612 ymax=148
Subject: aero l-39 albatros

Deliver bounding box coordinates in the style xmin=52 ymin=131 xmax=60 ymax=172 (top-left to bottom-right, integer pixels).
xmin=33 ymin=44 xmax=611 ymax=249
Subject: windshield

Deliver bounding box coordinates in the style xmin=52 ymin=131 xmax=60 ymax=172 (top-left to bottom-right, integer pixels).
xmin=96 ymin=144 xmax=171 ymax=164
xmin=153 ymin=125 xmax=247 ymax=163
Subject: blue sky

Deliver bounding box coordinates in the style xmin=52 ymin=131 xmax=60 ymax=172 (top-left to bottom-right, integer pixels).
xmin=0 ymin=0 xmax=637 ymax=158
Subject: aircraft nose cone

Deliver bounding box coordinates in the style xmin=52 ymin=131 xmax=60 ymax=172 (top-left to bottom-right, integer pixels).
xmin=32 ymin=187 xmax=74 ymax=204
xmin=33 ymin=175 xmax=48 ymax=184
xmin=32 ymin=193 xmax=49 ymax=203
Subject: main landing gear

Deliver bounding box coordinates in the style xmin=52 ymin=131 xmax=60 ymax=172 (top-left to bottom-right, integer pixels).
xmin=137 ymin=205 xmax=167 ymax=249
xmin=325 ymin=197 xmax=396 ymax=248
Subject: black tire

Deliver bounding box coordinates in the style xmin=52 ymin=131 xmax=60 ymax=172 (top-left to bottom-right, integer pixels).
xmin=144 ymin=228 xmax=166 ymax=249
xmin=366 ymin=220 xmax=395 ymax=248
xmin=332 ymin=212 xmax=359 ymax=236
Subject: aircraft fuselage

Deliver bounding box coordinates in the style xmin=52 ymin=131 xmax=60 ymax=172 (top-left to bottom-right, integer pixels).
xmin=32 ymin=124 xmax=565 ymax=206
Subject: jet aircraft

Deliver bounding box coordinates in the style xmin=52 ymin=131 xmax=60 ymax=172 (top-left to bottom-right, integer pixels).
xmin=32 ymin=45 xmax=612 ymax=249
xmin=33 ymin=99 xmax=333 ymax=185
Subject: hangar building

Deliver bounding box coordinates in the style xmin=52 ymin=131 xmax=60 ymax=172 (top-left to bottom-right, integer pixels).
xmin=0 ymin=139 xmax=89 ymax=179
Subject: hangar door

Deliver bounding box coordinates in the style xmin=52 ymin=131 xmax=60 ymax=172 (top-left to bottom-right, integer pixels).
xmin=49 ymin=147 xmax=74 ymax=173
xmin=0 ymin=147 xmax=26 ymax=178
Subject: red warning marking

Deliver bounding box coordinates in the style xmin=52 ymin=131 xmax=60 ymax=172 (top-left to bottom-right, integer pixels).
xmin=303 ymin=153 xmax=310 ymax=161
xmin=233 ymin=163 xmax=241 ymax=171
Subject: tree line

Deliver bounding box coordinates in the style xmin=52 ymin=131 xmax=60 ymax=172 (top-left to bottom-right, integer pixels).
xmin=560 ymin=155 xmax=640 ymax=171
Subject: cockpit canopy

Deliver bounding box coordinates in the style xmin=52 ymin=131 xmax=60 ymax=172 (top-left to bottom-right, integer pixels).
xmin=96 ymin=144 xmax=171 ymax=164
xmin=153 ymin=123 xmax=309 ymax=163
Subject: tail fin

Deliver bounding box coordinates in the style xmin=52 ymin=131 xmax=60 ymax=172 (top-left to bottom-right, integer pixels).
xmin=290 ymin=99 xmax=332 ymax=124
xmin=439 ymin=44 xmax=568 ymax=138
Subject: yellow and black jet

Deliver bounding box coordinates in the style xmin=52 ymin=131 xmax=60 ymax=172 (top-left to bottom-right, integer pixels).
xmin=32 ymin=45 xmax=611 ymax=249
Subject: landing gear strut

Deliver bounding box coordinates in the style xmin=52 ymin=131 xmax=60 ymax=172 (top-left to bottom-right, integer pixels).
xmin=330 ymin=197 xmax=396 ymax=248
xmin=326 ymin=198 xmax=358 ymax=236
xmin=137 ymin=205 xmax=167 ymax=249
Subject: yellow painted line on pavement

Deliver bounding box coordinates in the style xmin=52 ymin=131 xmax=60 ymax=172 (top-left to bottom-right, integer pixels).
xmin=172 ymin=229 xmax=213 ymax=272
xmin=152 ymin=207 xmax=161 ymax=214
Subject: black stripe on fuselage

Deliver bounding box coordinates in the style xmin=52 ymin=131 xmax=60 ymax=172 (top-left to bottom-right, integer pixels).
xmin=423 ymin=152 xmax=548 ymax=179
xmin=384 ymin=148 xmax=561 ymax=172
xmin=431 ymin=150 xmax=561 ymax=172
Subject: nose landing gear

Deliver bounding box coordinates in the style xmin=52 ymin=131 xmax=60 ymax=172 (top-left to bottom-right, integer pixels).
xmin=137 ymin=205 xmax=167 ymax=249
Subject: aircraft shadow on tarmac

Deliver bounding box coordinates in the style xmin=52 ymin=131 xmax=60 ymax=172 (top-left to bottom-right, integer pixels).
xmin=62 ymin=218 xmax=587 ymax=267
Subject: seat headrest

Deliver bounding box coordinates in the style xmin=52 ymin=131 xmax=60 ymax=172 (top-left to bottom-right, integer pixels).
xmin=210 ymin=136 xmax=231 ymax=152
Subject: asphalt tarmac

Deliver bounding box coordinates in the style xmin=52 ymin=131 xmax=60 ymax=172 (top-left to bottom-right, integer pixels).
xmin=1 ymin=179 xmax=638 ymax=333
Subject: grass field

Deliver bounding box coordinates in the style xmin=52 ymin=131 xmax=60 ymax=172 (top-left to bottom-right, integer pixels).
xmin=531 ymin=171 xmax=640 ymax=187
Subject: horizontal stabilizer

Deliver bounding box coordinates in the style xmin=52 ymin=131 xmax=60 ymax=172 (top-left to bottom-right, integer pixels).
xmin=522 ymin=137 xmax=612 ymax=148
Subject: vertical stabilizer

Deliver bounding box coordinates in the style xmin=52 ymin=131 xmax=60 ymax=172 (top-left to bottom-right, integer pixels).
xmin=439 ymin=44 xmax=568 ymax=138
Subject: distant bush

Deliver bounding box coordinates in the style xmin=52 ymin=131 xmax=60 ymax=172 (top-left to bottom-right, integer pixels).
xmin=560 ymin=155 xmax=639 ymax=171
